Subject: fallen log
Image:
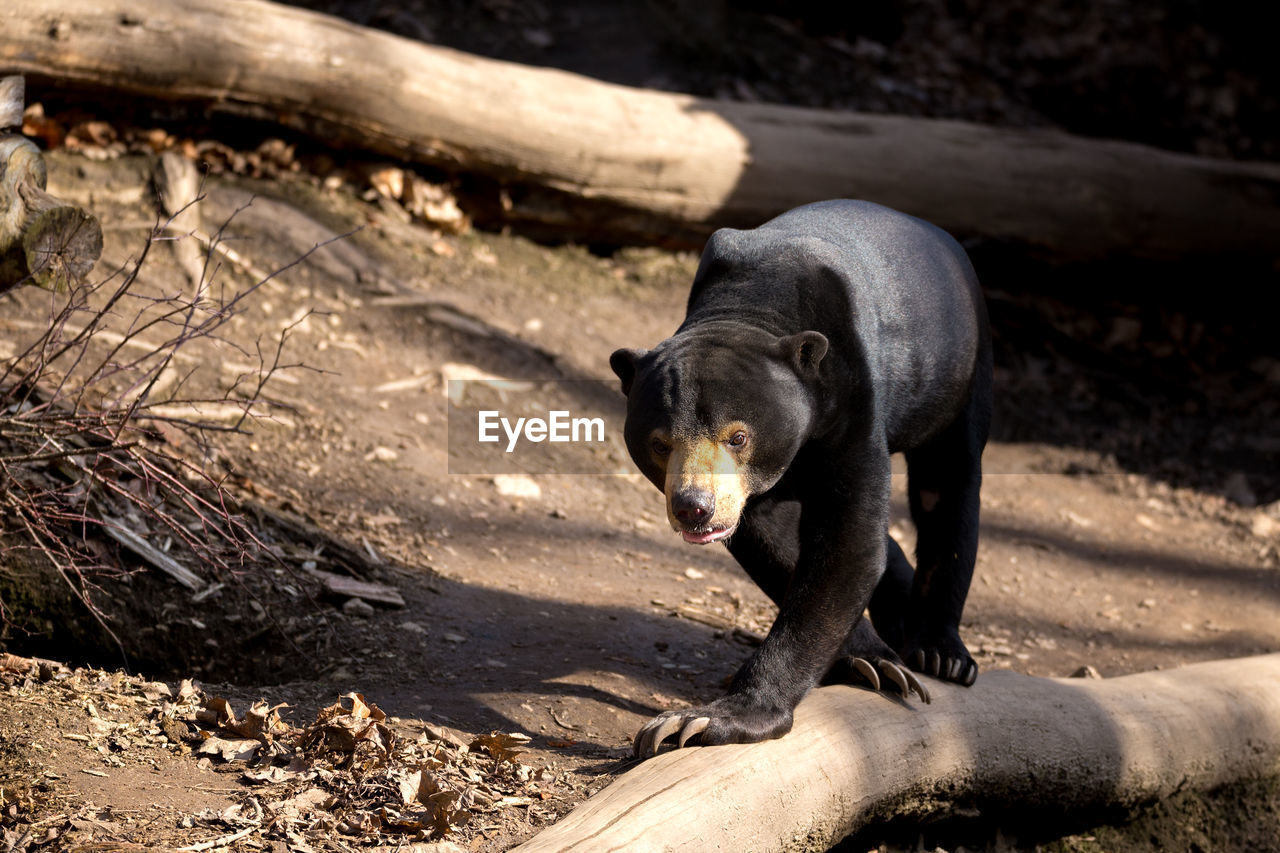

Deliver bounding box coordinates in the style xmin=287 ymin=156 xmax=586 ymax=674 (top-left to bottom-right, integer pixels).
xmin=0 ymin=75 xmax=102 ymax=291
xmin=3 ymin=1 xmax=1279 ymax=261
xmin=513 ymin=654 xmax=1280 ymax=852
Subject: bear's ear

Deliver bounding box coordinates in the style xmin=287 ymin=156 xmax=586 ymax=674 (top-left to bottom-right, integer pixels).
xmin=780 ymin=331 xmax=828 ymax=377
xmin=609 ymin=348 xmax=647 ymax=395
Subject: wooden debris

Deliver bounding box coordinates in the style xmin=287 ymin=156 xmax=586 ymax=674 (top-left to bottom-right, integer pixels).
xmin=154 ymin=149 xmax=206 ymax=287
xmin=242 ymin=499 xmax=395 ymax=581
xmin=102 ymin=521 xmax=203 ymax=591
xmin=308 ymin=566 xmax=404 ymax=608
xmin=0 ymin=75 xmax=103 ymax=292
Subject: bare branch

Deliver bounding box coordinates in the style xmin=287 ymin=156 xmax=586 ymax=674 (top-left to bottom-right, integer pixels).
xmin=1 ymin=197 xmax=330 ymax=644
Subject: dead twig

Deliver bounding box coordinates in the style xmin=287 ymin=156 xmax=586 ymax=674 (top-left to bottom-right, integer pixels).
xmin=178 ymin=824 xmax=257 ymax=852
xmin=0 ymin=195 xmax=323 ymax=645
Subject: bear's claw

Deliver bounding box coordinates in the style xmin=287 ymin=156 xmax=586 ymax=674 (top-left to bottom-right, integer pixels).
xmin=632 ymin=694 xmax=793 ymax=758
xmin=633 ymin=713 xmax=711 ymax=758
xmin=677 ymin=716 xmax=710 ymax=748
xmin=850 ymin=656 xmax=931 ymax=703
xmin=911 ymin=648 xmax=978 ymax=687
xmin=851 ymin=657 xmax=880 ymax=690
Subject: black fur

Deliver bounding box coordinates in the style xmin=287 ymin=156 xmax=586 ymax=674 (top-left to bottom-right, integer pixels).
xmin=612 ymin=200 xmax=992 ymax=753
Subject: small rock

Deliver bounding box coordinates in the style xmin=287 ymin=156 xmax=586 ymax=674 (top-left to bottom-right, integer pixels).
xmin=683 ymin=567 xmax=704 ymax=580
xmin=342 ymin=598 xmax=375 ymax=618
xmin=1251 ymin=512 xmax=1277 ymax=540
xmin=443 ymin=632 xmax=467 ymax=644
xmin=1069 ymin=665 xmax=1102 ymax=679
xmin=493 ymin=474 xmax=540 ymax=500
xmin=399 ymin=620 xmax=428 ymax=634
xmin=1060 ymin=509 xmax=1093 ymax=528
xmin=161 ymin=717 xmax=190 ymax=743
xmin=1134 ymin=513 xmax=1160 ymax=531
xmin=364 ymin=446 xmax=399 ymax=463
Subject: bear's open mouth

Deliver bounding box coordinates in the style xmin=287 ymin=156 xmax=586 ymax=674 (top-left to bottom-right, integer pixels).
xmin=679 ymin=524 xmax=736 ymax=545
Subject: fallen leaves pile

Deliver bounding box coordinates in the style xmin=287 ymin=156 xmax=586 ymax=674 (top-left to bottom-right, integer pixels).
xmin=22 ymin=103 xmax=470 ymax=235
xmin=0 ymin=654 xmax=567 ymax=851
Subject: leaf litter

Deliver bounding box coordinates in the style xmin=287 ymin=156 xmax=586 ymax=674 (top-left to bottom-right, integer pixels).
xmin=0 ymin=654 xmax=570 ymax=851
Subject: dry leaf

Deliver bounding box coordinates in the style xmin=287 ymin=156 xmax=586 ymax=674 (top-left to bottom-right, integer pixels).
xmin=196 ymin=734 xmax=261 ymax=762
xmin=197 ymin=696 xmax=238 ymax=729
xmin=233 ymin=700 xmax=292 ymax=740
xmin=0 ymin=653 xmax=34 ymax=675
xmin=300 ymin=692 xmax=394 ymax=760
xmin=468 ymin=732 xmax=530 ymax=765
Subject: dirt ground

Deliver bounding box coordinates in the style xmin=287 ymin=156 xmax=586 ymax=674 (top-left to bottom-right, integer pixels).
xmin=1 ymin=145 xmax=1277 ymax=851
xmin=3 ymin=1 xmax=1280 ymax=849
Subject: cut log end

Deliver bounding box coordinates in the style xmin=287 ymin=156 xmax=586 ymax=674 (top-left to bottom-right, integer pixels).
xmin=21 ymin=203 xmax=105 ymax=290
xmin=0 ymin=133 xmax=103 ymax=292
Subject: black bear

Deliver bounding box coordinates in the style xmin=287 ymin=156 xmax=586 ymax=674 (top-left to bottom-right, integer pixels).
xmin=610 ymin=200 xmax=992 ymax=758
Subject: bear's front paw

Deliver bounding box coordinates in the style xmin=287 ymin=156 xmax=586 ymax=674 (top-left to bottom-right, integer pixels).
xmin=904 ymin=630 xmax=977 ymax=686
xmin=632 ymin=695 xmax=793 ymax=759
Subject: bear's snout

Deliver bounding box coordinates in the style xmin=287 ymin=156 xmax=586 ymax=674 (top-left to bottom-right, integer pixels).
xmin=672 ymin=487 xmax=715 ymax=526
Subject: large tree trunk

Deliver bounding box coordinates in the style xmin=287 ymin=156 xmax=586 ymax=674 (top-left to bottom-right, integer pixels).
xmin=3 ymin=0 xmax=1279 ymax=260
xmin=513 ymin=655 xmax=1280 ymax=852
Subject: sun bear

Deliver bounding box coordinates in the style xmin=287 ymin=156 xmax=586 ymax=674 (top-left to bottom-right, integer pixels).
xmin=611 ymin=200 xmax=992 ymax=757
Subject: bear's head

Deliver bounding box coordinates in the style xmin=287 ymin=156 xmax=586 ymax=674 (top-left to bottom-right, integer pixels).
xmin=610 ymin=324 xmax=827 ymax=544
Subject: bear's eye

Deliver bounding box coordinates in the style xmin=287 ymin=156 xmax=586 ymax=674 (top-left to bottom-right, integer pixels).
xmin=728 ymin=430 xmax=748 ymax=448
xmin=650 ymin=437 xmax=672 ymax=457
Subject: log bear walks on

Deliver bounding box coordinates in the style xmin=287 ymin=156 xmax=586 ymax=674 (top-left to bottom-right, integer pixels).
xmin=611 ymin=200 xmax=992 ymax=758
